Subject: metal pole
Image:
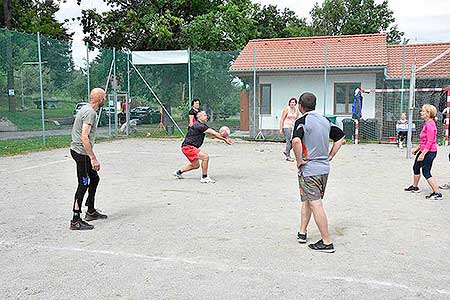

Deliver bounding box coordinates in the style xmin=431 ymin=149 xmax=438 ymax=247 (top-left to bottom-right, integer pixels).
xmin=113 ymin=48 xmax=118 ymax=134
xmin=97 ymin=56 xmax=115 ymax=129
xmin=445 ymin=89 xmax=450 ymax=146
xmin=407 ymin=64 xmax=416 ymax=159
xmin=20 ymin=67 xmax=24 ymax=108
xmin=253 ymin=47 xmax=256 ymax=137
xmin=400 ymin=38 xmax=407 ymax=113
xmin=86 ymin=43 xmax=90 ymax=101
xmin=188 ymin=48 xmax=192 ymax=106
xmin=37 ymin=32 xmax=46 ymax=145
xmin=323 ymin=43 xmax=328 ymax=116
xmin=126 ymin=50 xmax=131 ymax=136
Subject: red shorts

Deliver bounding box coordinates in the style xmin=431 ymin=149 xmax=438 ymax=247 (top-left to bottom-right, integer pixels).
xmin=181 ymin=145 xmax=200 ymax=162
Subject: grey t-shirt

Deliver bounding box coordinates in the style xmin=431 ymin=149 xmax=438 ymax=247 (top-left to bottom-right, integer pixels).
xmin=292 ymin=111 xmax=345 ymax=177
xmin=70 ymin=103 xmax=98 ymax=155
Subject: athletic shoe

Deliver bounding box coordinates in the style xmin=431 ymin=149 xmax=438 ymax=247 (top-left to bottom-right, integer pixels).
xmin=297 ymin=232 xmax=307 ymax=244
xmin=404 ymin=185 xmax=420 ymax=192
xmin=439 ymin=182 xmax=450 ymax=190
xmin=308 ymin=239 xmax=335 ymax=253
xmin=425 ymin=192 xmax=443 ymax=200
xmin=200 ymin=176 xmax=216 ymax=183
xmin=286 ymin=157 xmax=295 ymax=162
xmin=85 ymin=209 xmax=108 ymax=221
xmin=70 ymin=219 xmax=94 ymax=230
xmin=173 ymin=171 xmax=184 ymax=179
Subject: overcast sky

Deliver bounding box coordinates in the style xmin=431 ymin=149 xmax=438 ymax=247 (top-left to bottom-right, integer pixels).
xmin=55 ymin=0 xmax=450 ymax=65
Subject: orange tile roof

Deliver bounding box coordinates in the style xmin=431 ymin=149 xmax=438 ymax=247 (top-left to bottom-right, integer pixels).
xmin=387 ymin=43 xmax=450 ymax=79
xmin=230 ymin=33 xmax=388 ymax=72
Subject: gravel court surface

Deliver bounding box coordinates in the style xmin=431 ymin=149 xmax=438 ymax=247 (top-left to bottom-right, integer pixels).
xmin=1 ymin=138 xmax=450 ymax=300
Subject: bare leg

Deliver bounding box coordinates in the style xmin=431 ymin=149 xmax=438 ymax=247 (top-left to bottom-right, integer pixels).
xmin=309 ymin=200 xmax=332 ymax=245
xmin=180 ymin=160 xmax=200 ymax=173
xmin=426 ymin=176 xmax=440 ymax=193
xmin=198 ymin=151 xmax=209 ymax=176
xmin=413 ymin=174 xmax=420 ymax=187
xmin=300 ymin=201 xmax=312 ymax=234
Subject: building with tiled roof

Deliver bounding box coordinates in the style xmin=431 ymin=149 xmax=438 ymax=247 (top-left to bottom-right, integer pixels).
xmin=231 ymin=33 xmax=450 ymax=136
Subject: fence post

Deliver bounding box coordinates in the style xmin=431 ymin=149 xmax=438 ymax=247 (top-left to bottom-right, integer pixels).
xmin=113 ymin=47 xmax=118 ymax=135
xmin=37 ymin=32 xmax=46 ymax=145
xmin=86 ymin=43 xmax=90 ymax=101
xmin=445 ymin=88 xmax=450 ymax=146
xmin=126 ymin=50 xmax=131 ymax=136
xmin=407 ymin=64 xmax=416 ymax=159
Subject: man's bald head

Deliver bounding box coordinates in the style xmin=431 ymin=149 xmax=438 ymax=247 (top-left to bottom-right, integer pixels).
xmin=196 ymin=111 xmax=208 ymax=123
xmin=90 ymin=88 xmax=106 ymax=110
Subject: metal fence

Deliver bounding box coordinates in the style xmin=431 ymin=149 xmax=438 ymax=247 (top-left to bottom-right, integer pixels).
xmin=0 ymin=28 xmax=242 ymax=143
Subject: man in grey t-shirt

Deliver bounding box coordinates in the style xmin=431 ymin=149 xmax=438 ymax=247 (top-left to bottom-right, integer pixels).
xmin=292 ymin=92 xmax=345 ymax=253
xmin=69 ymin=88 xmax=107 ymax=230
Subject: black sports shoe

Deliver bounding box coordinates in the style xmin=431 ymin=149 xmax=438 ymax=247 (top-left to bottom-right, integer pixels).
xmin=70 ymin=219 xmax=94 ymax=230
xmin=85 ymin=209 xmax=108 ymax=221
xmin=308 ymin=239 xmax=335 ymax=253
xmin=404 ymin=185 xmax=420 ymax=192
xmin=297 ymin=232 xmax=307 ymax=244
xmin=425 ymin=192 xmax=443 ymax=200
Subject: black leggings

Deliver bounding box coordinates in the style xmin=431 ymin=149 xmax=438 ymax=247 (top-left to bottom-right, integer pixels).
xmin=398 ymin=131 xmax=407 ymax=142
xmin=71 ymin=149 xmax=100 ymax=213
xmin=413 ymin=151 xmax=436 ymax=180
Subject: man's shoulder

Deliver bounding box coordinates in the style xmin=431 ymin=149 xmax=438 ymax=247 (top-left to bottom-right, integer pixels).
xmin=193 ymin=121 xmax=208 ymax=130
xmin=294 ymin=114 xmax=307 ymax=126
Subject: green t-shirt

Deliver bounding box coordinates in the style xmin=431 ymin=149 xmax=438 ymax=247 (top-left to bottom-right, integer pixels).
xmin=70 ymin=104 xmax=97 ymax=155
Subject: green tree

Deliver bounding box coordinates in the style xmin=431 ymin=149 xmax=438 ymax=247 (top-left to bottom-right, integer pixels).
xmin=0 ymin=0 xmax=72 ymax=112
xmin=253 ymin=5 xmax=311 ymax=39
xmin=310 ymin=0 xmax=403 ymax=43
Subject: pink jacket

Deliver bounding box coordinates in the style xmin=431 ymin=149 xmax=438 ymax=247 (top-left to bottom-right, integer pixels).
xmin=419 ymin=120 xmax=437 ymax=152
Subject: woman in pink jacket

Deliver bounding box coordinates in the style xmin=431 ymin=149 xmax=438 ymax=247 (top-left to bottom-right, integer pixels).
xmin=404 ymin=104 xmax=442 ymax=200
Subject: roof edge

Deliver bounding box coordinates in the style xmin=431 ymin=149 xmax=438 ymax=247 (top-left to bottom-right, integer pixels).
xmin=247 ymin=33 xmax=387 ymax=44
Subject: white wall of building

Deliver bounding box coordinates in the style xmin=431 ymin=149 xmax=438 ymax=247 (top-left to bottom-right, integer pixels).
xmin=258 ymin=73 xmax=377 ymax=129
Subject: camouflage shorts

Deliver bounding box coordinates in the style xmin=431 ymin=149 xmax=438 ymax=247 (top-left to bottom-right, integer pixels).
xmin=298 ymin=174 xmax=328 ymax=202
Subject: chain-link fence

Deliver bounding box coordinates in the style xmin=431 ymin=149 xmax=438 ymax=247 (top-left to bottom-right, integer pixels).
xmin=0 ymin=29 xmax=242 ymax=143
xmin=2 ymin=29 xmax=450 ymax=147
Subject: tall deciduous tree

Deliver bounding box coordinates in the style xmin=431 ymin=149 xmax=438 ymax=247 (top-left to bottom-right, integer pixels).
xmin=0 ymin=0 xmax=72 ymax=111
xmin=310 ymin=0 xmax=403 ymax=43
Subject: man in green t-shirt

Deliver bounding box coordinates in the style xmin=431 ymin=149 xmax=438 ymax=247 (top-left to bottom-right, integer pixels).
xmin=69 ymin=88 xmax=107 ymax=230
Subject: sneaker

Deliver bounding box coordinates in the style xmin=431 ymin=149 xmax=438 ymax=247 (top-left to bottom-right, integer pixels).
xmin=425 ymin=192 xmax=443 ymax=200
xmin=286 ymin=157 xmax=295 ymax=162
xmin=404 ymin=185 xmax=420 ymax=192
xmin=200 ymin=176 xmax=216 ymax=183
xmin=70 ymin=219 xmax=94 ymax=230
xmin=297 ymin=232 xmax=307 ymax=244
xmin=439 ymin=183 xmax=450 ymax=190
xmin=308 ymin=239 xmax=335 ymax=253
xmin=85 ymin=209 xmax=108 ymax=221
xmin=173 ymin=171 xmax=184 ymax=179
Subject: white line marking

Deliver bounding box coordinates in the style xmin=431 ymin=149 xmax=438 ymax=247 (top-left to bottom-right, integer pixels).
xmin=41 ymin=245 xmax=229 ymax=270
xmin=38 ymin=245 xmax=450 ymax=296
xmin=1 ymin=159 xmax=70 ymax=174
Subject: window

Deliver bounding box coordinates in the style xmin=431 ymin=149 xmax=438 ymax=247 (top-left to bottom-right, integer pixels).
xmin=334 ymin=83 xmax=361 ymax=115
xmin=260 ymin=84 xmax=271 ymax=114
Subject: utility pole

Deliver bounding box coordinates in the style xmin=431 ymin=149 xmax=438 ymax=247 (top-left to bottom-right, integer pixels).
xmin=3 ymin=0 xmax=16 ymax=112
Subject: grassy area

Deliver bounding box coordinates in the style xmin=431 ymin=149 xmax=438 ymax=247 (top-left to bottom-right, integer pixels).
xmin=0 ymin=114 xmax=241 ymax=157
xmin=0 ymin=96 xmax=77 ymax=131
xmin=0 ymin=135 xmax=72 ymax=156
xmin=0 ymin=127 xmax=186 ymax=157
